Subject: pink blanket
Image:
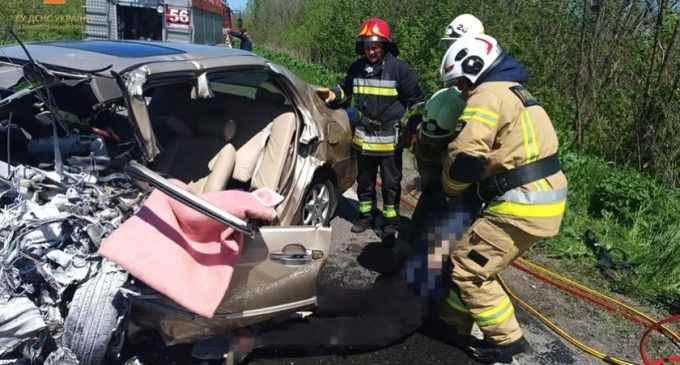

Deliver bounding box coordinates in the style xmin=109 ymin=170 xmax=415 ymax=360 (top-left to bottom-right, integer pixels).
xmin=99 ymin=182 xmax=281 ymax=318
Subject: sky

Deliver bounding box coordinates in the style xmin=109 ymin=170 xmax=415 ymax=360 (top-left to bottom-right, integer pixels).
xmin=227 ymin=0 xmax=248 ymax=11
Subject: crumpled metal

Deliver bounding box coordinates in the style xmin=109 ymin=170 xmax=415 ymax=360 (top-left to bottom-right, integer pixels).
xmin=0 ymin=163 xmax=143 ymax=362
xmin=43 ymin=347 xmax=78 ymax=365
xmin=0 ymin=297 xmax=46 ymax=357
xmin=191 ymin=72 xmax=214 ymax=100
xmin=123 ymin=67 xmax=149 ymax=98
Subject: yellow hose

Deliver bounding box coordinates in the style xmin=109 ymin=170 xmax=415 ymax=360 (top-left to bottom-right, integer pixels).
xmin=515 ymin=258 xmax=680 ymax=344
xmin=498 ymin=274 xmax=639 ymax=365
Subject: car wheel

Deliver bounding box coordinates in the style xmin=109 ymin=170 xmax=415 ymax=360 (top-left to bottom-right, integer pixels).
xmin=301 ymin=174 xmax=337 ymax=227
xmin=63 ymin=268 xmax=129 ymax=365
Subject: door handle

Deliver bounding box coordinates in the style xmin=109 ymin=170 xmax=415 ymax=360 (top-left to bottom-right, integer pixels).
xmin=270 ymin=250 xmax=312 ymax=265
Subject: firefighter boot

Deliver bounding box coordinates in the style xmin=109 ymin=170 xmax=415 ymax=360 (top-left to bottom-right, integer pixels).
xmin=381 ymin=216 xmax=399 ymax=239
xmin=466 ymin=336 xmax=530 ymax=364
xmin=381 ymin=203 xmax=400 ymax=239
xmin=351 ymin=214 xmax=374 ymax=233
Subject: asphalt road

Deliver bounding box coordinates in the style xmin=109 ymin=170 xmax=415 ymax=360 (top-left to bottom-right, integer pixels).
xmin=241 ymin=194 xmax=589 ymax=365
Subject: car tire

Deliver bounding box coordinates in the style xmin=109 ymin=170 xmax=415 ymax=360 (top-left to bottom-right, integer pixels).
xmin=300 ymin=172 xmax=337 ymax=227
xmin=63 ymin=268 xmax=129 ymax=365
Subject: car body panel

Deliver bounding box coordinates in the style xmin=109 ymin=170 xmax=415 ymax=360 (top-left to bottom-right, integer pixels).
xmin=130 ymin=226 xmax=331 ymax=345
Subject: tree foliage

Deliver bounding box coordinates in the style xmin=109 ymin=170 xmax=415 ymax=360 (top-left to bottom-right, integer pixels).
xmin=0 ymin=0 xmax=82 ymax=45
xmin=246 ymin=0 xmax=680 ymax=185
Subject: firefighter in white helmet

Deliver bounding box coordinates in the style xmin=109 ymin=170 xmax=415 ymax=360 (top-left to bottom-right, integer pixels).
xmin=436 ymin=34 xmax=567 ymax=363
xmin=440 ymin=14 xmax=486 ymax=48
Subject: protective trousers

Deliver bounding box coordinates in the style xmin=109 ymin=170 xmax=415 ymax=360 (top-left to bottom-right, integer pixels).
xmin=439 ymin=216 xmax=539 ymax=345
xmin=356 ymin=152 xmax=402 ymax=222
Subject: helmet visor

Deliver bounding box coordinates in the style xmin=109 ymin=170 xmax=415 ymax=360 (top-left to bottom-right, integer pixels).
xmin=358 ymin=35 xmax=388 ymax=44
xmin=439 ymin=37 xmax=457 ymax=50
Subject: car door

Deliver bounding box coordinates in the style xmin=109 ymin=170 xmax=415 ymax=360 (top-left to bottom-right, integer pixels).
xmin=217 ymin=226 xmax=332 ymax=316
xmin=124 ymin=161 xmax=332 ymax=318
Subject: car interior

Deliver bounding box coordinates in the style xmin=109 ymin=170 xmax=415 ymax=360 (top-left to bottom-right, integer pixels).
xmin=147 ymin=70 xmax=299 ymax=198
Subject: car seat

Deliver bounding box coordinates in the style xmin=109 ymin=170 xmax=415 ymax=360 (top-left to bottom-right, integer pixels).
xmin=188 ymin=143 xmax=237 ymax=194
xmin=251 ymin=112 xmax=296 ymax=191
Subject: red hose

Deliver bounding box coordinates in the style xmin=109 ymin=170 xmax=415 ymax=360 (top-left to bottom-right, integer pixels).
xmin=640 ymin=315 xmax=680 ymax=365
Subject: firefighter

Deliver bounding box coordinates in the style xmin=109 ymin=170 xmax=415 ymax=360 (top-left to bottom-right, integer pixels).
xmin=317 ymin=18 xmax=423 ymax=237
xmin=437 ymin=34 xmax=567 ymax=363
xmin=440 ymin=13 xmax=486 ymax=49
xmin=363 ymin=12 xmax=485 ymax=271
xmin=373 ymin=14 xmax=486 ymax=271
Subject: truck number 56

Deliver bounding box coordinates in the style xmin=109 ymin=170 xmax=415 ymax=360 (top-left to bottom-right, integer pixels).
xmin=167 ymin=8 xmax=190 ymax=25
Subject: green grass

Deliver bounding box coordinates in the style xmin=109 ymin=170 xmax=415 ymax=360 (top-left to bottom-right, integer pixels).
xmin=255 ymin=48 xmax=680 ymax=310
xmin=256 ymin=47 xmax=343 ymax=87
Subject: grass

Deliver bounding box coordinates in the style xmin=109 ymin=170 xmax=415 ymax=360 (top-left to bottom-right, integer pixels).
xmin=255 ymin=47 xmax=343 ymax=88
xmin=256 ymin=47 xmax=680 ymax=311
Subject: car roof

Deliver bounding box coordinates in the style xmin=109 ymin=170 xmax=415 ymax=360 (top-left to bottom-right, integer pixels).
xmin=0 ymin=40 xmax=262 ymax=74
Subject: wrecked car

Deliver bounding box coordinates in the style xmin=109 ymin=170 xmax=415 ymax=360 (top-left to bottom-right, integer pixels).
xmin=0 ymin=40 xmax=357 ymax=364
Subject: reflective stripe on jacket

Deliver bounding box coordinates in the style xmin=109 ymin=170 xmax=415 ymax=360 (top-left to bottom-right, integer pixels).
xmin=352 ymin=125 xmax=398 ymax=154
xmin=333 ymin=53 xmax=423 ymax=156
xmin=442 ymin=81 xmax=568 ymax=237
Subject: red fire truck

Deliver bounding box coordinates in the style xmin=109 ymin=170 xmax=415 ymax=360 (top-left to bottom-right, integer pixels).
xmin=84 ymin=0 xmax=233 ymax=45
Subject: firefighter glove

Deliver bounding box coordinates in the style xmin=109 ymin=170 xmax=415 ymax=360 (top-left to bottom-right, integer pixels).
xmin=315 ymin=87 xmax=336 ymax=104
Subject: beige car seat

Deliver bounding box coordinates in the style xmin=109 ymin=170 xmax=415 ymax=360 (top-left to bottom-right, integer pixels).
xmin=156 ymin=110 xmax=296 ymax=195
xmin=188 ymin=144 xmax=237 ymax=194
xmin=251 ymin=112 xmax=296 ymax=191
xmin=232 ymin=126 xmax=272 ymax=183
xmin=188 ymin=120 xmax=238 ymax=194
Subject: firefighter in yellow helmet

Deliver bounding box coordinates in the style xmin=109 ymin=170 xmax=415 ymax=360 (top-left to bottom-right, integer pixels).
xmin=317 ymin=18 xmax=424 ymax=237
xmin=437 ymin=34 xmax=568 ymax=363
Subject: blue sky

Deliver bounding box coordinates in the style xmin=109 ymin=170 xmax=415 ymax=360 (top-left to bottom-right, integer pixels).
xmin=227 ymin=0 xmax=248 ymax=11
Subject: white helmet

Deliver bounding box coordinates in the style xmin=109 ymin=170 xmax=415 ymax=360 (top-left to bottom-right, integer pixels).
xmin=441 ymin=14 xmax=485 ymax=47
xmin=440 ymin=34 xmax=503 ymax=87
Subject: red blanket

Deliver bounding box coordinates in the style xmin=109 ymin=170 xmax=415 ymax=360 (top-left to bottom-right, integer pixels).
xmin=99 ymin=182 xmax=280 ymax=318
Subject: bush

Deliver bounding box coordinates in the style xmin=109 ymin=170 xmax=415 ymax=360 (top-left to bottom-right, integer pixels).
xmin=1 ymin=0 xmax=82 ymax=44
xmin=589 ymin=170 xmax=661 ymax=225
xmin=255 ymin=47 xmax=343 ymax=87
xmin=634 ymin=226 xmax=680 ymax=304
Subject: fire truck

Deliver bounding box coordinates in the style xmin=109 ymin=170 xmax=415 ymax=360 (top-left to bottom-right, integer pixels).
xmin=83 ymin=0 xmax=232 ymax=44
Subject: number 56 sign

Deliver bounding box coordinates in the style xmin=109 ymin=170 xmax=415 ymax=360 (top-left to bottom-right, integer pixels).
xmin=166 ymin=7 xmax=191 ymax=29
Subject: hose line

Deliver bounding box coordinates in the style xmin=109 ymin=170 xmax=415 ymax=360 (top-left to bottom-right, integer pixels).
xmin=512 ymin=258 xmax=680 ymax=344
xmin=501 ymin=259 xmax=680 ymax=365
xmin=498 ymin=274 xmax=639 ymax=365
